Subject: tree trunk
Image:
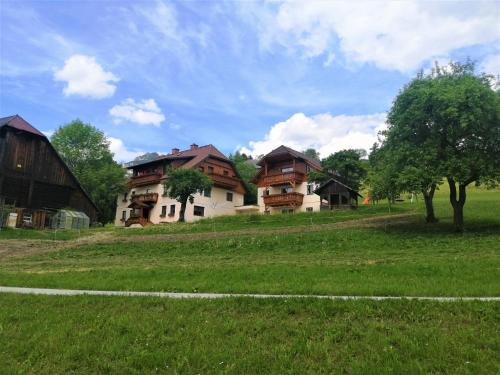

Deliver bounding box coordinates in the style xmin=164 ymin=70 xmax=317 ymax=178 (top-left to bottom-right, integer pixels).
xmin=447 ymin=178 xmax=467 ymax=233
xmin=179 ymin=199 xmax=187 ymax=222
xmin=422 ymin=184 xmax=438 ymax=223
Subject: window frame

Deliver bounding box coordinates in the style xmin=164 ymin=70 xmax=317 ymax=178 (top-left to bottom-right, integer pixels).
xmin=226 ymin=192 xmax=233 ymax=202
xmin=193 ymin=205 xmax=205 ymax=217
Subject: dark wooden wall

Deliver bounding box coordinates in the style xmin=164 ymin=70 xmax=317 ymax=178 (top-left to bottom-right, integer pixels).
xmin=0 ymin=128 xmax=97 ymax=221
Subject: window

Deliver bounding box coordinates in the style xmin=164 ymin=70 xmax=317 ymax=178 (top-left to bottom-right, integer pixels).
xmin=281 ymin=167 xmax=293 ymax=173
xmin=146 ymin=188 xmax=151 ymax=193
xmin=122 ymin=192 xmax=128 ymax=202
xmin=199 ymin=166 xmax=204 ymax=172
xmin=264 ymin=189 xmax=270 ymax=196
xmin=23 ymin=213 xmax=32 ymax=225
xmin=169 ymin=204 xmax=176 ymax=217
xmin=281 ymin=186 xmax=293 ymax=194
xmin=307 ymin=183 xmax=314 ymax=195
xmin=306 ymin=207 xmax=313 ymax=212
xmin=223 ymin=170 xmax=229 ymax=176
xmin=193 ymin=205 xmax=205 ymax=217
xmin=130 ymin=210 xmax=134 ymax=217
xmin=282 ymin=208 xmax=294 ymax=214
xmin=306 ymin=165 xmax=312 ymax=173
xmin=121 ymin=210 xmax=126 ymax=221
xmin=160 ymin=206 xmax=167 ymax=217
xmin=131 ymin=191 xmax=136 ymax=197
xmin=226 ymin=192 xmax=233 ymax=202
xmin=208 ymin=166 xmax=214 ymax=173
xmin=204 ymin=189 xmax=211 ymax=197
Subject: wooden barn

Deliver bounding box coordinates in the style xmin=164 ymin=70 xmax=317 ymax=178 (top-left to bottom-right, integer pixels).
xmin=0 ymin=115 xmax=98 ymax=228
xmin=314 ymin=177 xmax=362 ymax=210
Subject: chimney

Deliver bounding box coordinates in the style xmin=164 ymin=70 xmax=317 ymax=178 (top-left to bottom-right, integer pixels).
xmin=171 ymin=148 xmax=179 ymax=155
xmin=190 ymin=143 xmax=198 ymax=150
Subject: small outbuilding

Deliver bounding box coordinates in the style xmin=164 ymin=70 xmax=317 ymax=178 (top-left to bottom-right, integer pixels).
xmin=314 ymin=178 xmax=362 ymax=210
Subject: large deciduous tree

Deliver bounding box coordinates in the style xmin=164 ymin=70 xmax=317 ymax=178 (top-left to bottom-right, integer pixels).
xmin=320 ymin=149 xmax=367 ymax=190
xmin=163 ymin=168 xmax=213 ymax=222
xmin=51 ymin=119 xmax=126 ymax=223
xmin=382 ymin=61 xmax=500 ymax=231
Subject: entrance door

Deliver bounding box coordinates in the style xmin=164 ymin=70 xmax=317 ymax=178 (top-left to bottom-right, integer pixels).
xmin=142 ymin=207 xmax=150 ymax=220
xmin=330 ymin=194 xmax=340 ymax=206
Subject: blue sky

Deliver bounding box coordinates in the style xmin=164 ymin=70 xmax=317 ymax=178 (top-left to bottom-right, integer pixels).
xmin=1 ymin=0 xmax=499 ymax=161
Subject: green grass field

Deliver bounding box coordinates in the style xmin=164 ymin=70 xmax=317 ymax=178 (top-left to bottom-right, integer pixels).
xmin=1 ymin=185 xmax=499 ymax=373
xmin=1 ymin=295 xmax=498 ymax=374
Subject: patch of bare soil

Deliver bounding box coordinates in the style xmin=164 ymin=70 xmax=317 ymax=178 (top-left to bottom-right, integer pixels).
xmin=0 ymin=213 xmax=417 ymax=260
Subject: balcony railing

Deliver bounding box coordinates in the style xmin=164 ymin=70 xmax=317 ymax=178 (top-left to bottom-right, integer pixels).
xmin=132 ymin=193 xmax=158 ymax=204
xmin=125 ymin=216 xmax=151 ymax=227
xmin=207 ymin=173 xmax=239 ymax=188
xmin=258 ymin=172 xmax=305 ymax=187
xmin=263 ymin=192 xmax=304 ymax=207
xmin=128 ymin=172 xmax=162 ymax=188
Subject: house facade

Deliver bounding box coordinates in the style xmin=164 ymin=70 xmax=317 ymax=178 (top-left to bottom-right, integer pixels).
xmin=251 ymin=146 xmax=323 ymax=214
xmin=115 ymin=144 xmax=247 ymax=226
xmin=0 ymin=115 xmax=98 ymax=228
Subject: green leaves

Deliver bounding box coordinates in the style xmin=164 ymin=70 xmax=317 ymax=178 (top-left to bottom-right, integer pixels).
xmin=51 ymin=120 xmax=126 ymax=223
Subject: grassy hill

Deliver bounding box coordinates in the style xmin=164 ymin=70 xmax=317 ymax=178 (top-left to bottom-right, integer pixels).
xmin=0 ymin=185 xmax=499 ymax=373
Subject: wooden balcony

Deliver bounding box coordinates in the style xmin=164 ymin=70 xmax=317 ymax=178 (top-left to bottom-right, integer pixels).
xmin=207 ymin=173 xmax=239 ymax=189
xmin=258 ymin=172 xmax=305 ymax=187
xmin=132 ymin=193 xmax=158 ymax=204
xmin=263 ymin=192 xmax=304 ymax=207
xmin=125 ymin=216 xmax=152 ymax=227
xmin=128 ymin=172 xmax=162 ymax=188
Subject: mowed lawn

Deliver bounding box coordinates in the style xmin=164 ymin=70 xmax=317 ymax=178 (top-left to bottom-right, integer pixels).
xmin=0 ymin=187 xmax=499 ymax=296
xmin=1 ymin=294 xmax=498 ymax=374
xmin=1 ymin=186 xmax=499 ymax=373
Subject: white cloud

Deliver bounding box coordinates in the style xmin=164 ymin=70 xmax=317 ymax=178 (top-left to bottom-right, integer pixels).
xmin=109 ymin=98 xmax=165 ymax=126
xmin=240 ymin=112 xmax=386 ymax=158
xmin=481 ymin=54 xmax=500 ymax=89
xmin=54 ymin=55 xmax=119 ymax=99
xmin=108 ymin=137 xmax=145 ymax=162
xmin=251 ymin=1 xmax=499 ymax=72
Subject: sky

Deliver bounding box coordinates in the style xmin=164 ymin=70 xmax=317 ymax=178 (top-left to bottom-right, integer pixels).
xmin=1 ymin=0 xmax=499 ymax=162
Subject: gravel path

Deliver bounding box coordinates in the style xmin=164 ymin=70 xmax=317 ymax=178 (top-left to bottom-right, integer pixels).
xmin=1 ymin=286 xmax=498 ymax=302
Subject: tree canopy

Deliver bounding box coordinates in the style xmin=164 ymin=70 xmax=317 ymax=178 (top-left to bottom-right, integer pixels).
xmin=229 ymin=151 xmax=258 ymax=204
xmin=303 ymin=148 xmax=320 ymax=161
xmin=51 ymin=119 xmax=126 ymax=223
xmin=163 ymin=168 xmax=213 ymax=222
xmin=315 ymin=149 xmax=367 ymax=190
xmin=375 ymin=61 xmax=500 ymax=231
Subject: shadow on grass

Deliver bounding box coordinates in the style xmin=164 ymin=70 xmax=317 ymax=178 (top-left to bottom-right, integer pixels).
xmin=375 ymin=214 xmax=500 ymax=236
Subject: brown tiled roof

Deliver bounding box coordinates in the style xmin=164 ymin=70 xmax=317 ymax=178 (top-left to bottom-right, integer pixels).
xmin=257 ymin=145 xmax=322 ymax=169
xmin=128 ymin=144 xmax=229 ymax=169
xmin=0 ymin=114 xmax=46 ymax=137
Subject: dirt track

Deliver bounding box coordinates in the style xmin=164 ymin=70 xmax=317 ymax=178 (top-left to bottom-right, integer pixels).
xmin=0 ymin=212 xmax=417 ymax=260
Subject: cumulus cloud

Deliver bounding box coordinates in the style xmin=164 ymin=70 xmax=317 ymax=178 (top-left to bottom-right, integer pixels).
xmin=108 ymin=137 xmax=145 ymax=163
xmin=109 ymin=98 xmax=165 ymax=126
xmin=481 ymin=54 xmax=500 ymax=88
xmin=240 ymin=112 xmax=387 ymax=158
xmin=251 ymin=1 xmax=499 ymax=72
xmin=54 ymin=55 xmax=119 ymax=98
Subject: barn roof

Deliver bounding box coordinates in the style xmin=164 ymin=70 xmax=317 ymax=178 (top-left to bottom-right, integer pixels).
xmin=0 ymin=114 xmax=99 ymax=212
xmin=0 ymin=114 xmax=46 ymax=137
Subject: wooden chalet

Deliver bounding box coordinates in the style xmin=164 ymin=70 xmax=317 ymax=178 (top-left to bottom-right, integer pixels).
xmin=117 ymin=144 xmax=247 ymax=226
xmin=0 ymin=115 xmax=98 ymax=228
xmin=251 ymin=145 xmax=323 ymax=213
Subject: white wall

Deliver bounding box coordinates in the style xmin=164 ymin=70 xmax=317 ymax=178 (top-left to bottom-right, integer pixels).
xmin=256 ymin=182 xmax=321 ymax=214
xmin=115 ymin=184 xmax=244 ymax=226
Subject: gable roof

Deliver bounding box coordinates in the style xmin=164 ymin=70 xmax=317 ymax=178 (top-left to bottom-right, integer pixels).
xmin=314 ymin=177 xmax=363 ymax=197
xmin=0 ymin=114 xmax=99 ymax=211
xmin=258 ymin=145 xmax=322 ymax=169
xmin=0 ymin=114 xmax=46 ymax=137
xmin=128 ymin=144 xmax=230 ymax=169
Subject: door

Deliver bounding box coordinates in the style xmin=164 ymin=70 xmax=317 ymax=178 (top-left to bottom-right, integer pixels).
xmin=142 ymin=207 xmax=150 ymax=220
xmin=331 ymin=194 xmax=340 ymax=206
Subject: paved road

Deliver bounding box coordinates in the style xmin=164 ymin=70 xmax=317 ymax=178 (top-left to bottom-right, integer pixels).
xmin=1 ymin=286 xmax=498 ymax=302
